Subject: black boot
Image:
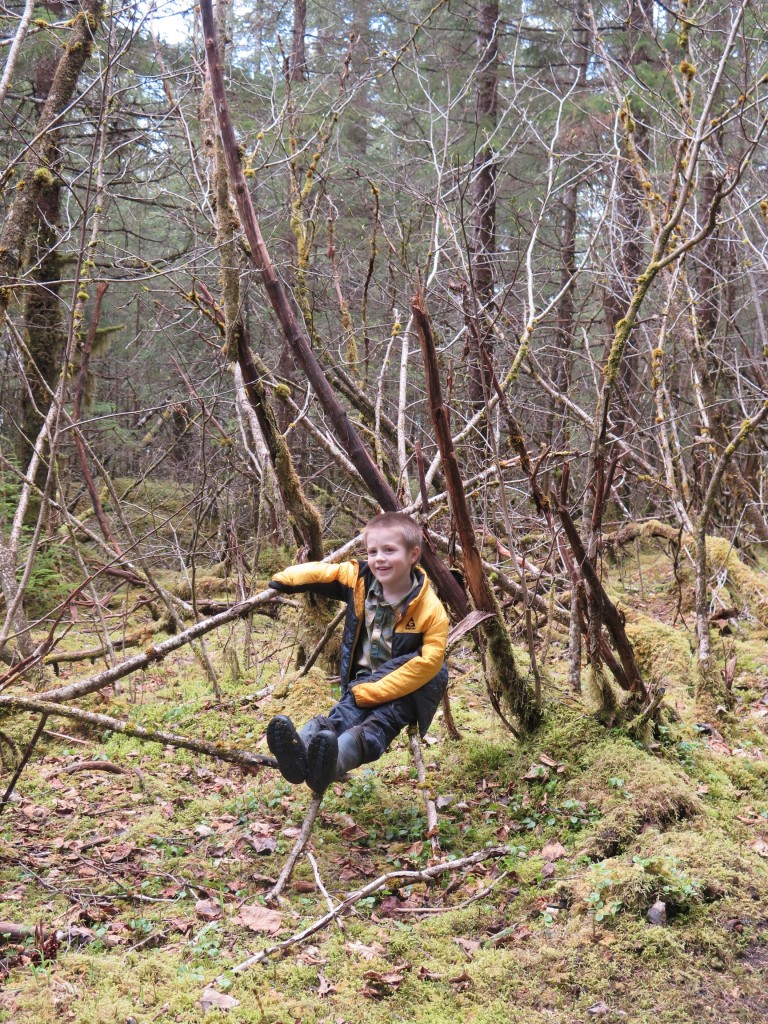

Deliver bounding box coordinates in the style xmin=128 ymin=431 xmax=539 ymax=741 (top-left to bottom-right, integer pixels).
xmin=305 ymin=729 xmax=338 ymax=794
xmin=266 ymin=715 xmax=308 ymax=784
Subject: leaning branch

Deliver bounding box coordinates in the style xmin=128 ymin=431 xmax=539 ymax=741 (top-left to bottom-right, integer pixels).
xmin=0 ymin=695 xmax=278 ymax=773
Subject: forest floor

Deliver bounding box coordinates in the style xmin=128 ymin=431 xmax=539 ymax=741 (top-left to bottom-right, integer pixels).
xmin=1 ymin=536 xmax=768 ymax=1024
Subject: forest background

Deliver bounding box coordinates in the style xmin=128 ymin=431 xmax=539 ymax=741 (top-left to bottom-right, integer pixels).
xmin=1 ymin=0 xmax=768 ymax=1021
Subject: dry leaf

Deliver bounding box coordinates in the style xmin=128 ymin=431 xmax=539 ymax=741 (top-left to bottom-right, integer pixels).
xmin=587 ymin=1001 xmax=611 ymax=1016
xmin=232 ymin=904 xmax=282 ymax=934
xmin=523 ymin=764 xmax=549 ymax=781
xmin=541 ymin=861 xmax=556 ymax=879
xmin=541 ymin=840 xmax=567 ymax=862
xmin=344 ymin=939 xmax=386 ymax=960
xmin=318 ymin=973 xmax=337 ymax=997
xmin=753 ymin=838 xmax=768 ymax=857
xmin=200 ymin=986 xmax=239 ymax=1012
xmin=453 ymin=937 xmax=480 ymax=959
xmin=539 ymin=753 xmax=558 ymax=767
xmin=195 ymin=899 xmax=222 ymax=921
xmin=449 ymin=969 xmax=472 ymax=991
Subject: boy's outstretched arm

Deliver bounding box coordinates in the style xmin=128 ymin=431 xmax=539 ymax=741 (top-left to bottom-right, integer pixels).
xmin=268 ymin=561 xmax=357 ymax=603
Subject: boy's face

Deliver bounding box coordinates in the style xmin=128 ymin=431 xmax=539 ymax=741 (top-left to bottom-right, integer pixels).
xmin=365 ymin=526 xmax=420 ymax=594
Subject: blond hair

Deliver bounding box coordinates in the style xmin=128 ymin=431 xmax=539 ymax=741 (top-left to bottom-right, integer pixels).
xmin=363 ymin=512 xmax=422 ymax=552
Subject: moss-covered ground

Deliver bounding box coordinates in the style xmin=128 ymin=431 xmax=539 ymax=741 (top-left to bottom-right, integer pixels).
xmin=1 ymin=536 xmax=768 ymax=1023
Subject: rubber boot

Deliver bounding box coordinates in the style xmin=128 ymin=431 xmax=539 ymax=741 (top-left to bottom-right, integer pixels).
xmin=305 ymin=730 xmax=338 ymax=794
xmin=266 ymin=715 xmax=307 ymax=784
xmin=334 ymin=727 xmax=366 ymax=779
xmin=299 ymin=714 xmax=335 ymax=747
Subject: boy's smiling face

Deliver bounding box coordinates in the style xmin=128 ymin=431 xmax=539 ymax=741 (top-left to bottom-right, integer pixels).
xmin=365 ymin=526 xmax=420 ymax=598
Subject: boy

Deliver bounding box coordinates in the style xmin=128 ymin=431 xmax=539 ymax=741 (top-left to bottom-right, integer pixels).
xmin=265 ymin=512 xmax=449 ymax=794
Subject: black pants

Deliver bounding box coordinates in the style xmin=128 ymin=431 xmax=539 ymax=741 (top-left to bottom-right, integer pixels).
xmin=299 ymin=691 xmax=422 ymax=764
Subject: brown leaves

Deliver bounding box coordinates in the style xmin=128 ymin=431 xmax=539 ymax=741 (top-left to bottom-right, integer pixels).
xmin=317 ymin=973 xmax=337 ymax=997
xmin=453 ymin=937 xmax=480 ymax=959
xmin=361 ymin=962 xmax=409 ymax=998
xmin=231 ymin=905 xmax=282 ymax=934
xmin=200 ymin=986 xmax=239 ymax=1012
xmin=344 ymin=939 xmax=387 ymax=960
xmin=194 ymin=899 xmax=222 ymax=921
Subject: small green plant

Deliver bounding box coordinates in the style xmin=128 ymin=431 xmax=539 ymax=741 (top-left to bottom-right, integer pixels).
xmin=128 ymin=916 xmax=154 ymax=937
xmin=345 ymin=767 xmax=378 ymax=806
xmin=190 ymin=922 xmax=222 ymax=960
xmin=586 ymin=871 xmax=624 ymax=926
xmin=631 ymin=855 xmax=703 ymax=910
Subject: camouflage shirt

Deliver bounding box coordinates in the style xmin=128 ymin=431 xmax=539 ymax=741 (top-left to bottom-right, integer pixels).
xmin=353 ymin=573 xmax=418 ymax=677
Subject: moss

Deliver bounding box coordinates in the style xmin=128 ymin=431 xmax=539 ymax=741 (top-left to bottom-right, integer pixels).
xmin=624 ymin=615 xmax=694 ymax=692
xmin=705 ymin=538 xmax=768 ymax=625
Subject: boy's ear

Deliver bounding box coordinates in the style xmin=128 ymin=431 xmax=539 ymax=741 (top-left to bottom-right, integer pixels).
xmin=409 ymin=545 xmax=421 ymax=564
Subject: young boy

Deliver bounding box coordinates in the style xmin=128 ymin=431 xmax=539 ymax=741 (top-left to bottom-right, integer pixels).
xmin=265 ymin=512 xmax=449 ymax=794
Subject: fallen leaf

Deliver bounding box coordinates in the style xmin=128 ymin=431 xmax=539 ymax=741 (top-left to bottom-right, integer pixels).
xmin=195 ymin=900 xmax=222 ymax=921
xmin=231 ymin=904 xmax=282 ymax=934
xmin=449 ymin=969 xmax=472 ymax=991
xmin=753 ymin=838 xmax=768 ymax=857
xmin=344 ymin=940 xmax=386 ymax=960
xmin=523 ymin=764 xmax=549 ymax=781
xmin=361 ymin=965 xmax=407 ymax=997
xmin=541 ymin=862 xmax=556 ymax=879
xmin=587 ymin=1001 xmax=611 ymax=1016
xmin=541 ymin=840 xmax=567 ymax=862
xmin=318 ymin=973 xmax=337 ymax=997
xmin=200 ymin=986 xmax=239 ymax=1012
xmin=453 ymin=937 xmax=480 ymax=959
xmin=539 ymin=753 xmax=558 ymax=767
xmin=417 ymin=965 xmax=442 ymax=980
xmin=296 ymin=944 xmax=327 ymax=965
xmin=436 ymin=794 xmax=456 ymax=809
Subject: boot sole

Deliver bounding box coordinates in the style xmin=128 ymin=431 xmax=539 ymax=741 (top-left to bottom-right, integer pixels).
xmin=306 ymin=730 xmax=338 ymax=794
xmin=266 ymin=716 xmax=307 ymax=784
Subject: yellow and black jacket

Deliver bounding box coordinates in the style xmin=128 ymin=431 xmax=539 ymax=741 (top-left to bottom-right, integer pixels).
xmin=269 ymin=560 xmax=449 ymax=734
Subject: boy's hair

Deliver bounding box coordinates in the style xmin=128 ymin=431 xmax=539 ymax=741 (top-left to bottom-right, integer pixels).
xmin=364 ymin=512 xmax=422 ymax=551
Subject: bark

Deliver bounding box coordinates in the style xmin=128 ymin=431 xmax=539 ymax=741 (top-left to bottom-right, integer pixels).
xmin=199 ymin=0 xmax=468 ymax=620
xmin=0 ymin=0 xmax=103 ymax=318
xmin=412 ymin=287 xmax=538 ymax=732
xmin=289 ymin=0 xmax=308 ymax=84
xmin=467 ymin=2 xmax=499 ymax=420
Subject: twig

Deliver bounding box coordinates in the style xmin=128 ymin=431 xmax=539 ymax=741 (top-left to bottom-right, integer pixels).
xmin=408 ymin=725 xmax=440 ymax=857
xmin=390 ymin=870 xmax=509 ymax=914
xmin=231 ymin=845 xmax=510 ymax=974
xmin=305 ymin=850 xmax=344 ymax=932
xmin=58 ymin=760 xmax=144 ymax=786
xmin=298 ymin=607 xmax=345 ymax=677
xmin=0 ymin=713 xmax=48 ymax=818
xmin=265 ymin=793 xmax=324 ymax=904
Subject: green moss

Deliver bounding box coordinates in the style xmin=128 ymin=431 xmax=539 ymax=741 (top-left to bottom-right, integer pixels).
xmin=625 ymin=615 xmax=695 ymax=692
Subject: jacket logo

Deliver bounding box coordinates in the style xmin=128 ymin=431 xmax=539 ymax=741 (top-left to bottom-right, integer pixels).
xmin=404 ymin=618 xmax=416 ymax=630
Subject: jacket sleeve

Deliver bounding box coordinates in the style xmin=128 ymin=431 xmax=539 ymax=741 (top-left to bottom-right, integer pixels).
xmin=268 ymin=561 xmax=357 ymax=602
xmin=350 ymin=601 xmax=449 ymax=707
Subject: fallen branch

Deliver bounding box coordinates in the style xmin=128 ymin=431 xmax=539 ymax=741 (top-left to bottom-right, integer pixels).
xmin=2 ymin=588 xmax=281 ymax=704
xmin=231 ymin=845 xmax=509 ymax=974
xmin=408 ymin=725 xmax=440 ymax=857
xmin=265 ymin=793 xmax=324 ymax=904
xmin=58 ymin=759 xmax=144 ymax=786
xmin=298 ymin=606 xmax=345 ymax=677
xmin=0 ymin=696 xmax=278 ymax=773
xmin=0 ymin=714 xmax=47 ymax=818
